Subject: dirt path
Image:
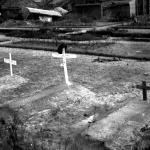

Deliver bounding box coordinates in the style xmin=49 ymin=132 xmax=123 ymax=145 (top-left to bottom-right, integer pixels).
xmin=0 ymin=83 xmax=67 ymax=108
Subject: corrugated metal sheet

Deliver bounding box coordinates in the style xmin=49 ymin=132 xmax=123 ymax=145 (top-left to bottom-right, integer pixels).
xmin=54 ymin=7 xmax=68 ymax=15
xmin=26 ymin=7 xmax=62 ymax=17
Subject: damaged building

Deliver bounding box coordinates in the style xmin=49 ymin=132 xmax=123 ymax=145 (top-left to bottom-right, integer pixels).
xmin=24 ymin=7 xmax=68 ymax=22
xmin=74 ymin=0 xmax=150 ymax=21
xmin=0 ymin=0 xmax=68 ymax=22
xmin=0 ymin=0 xmax=150 ymax=22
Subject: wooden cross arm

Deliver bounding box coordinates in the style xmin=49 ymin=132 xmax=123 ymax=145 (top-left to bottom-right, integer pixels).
xmin=136 ymin=85 xmax=150 ymax=90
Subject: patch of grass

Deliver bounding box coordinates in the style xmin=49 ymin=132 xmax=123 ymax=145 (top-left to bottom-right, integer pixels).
xmin=3 ymin=27 xmax=107 ymax=41
xmin=5 ymin=30 xmax=57 ymax=39
xmin=8 ymin=41 xmax=115 ymax=56
xmin=67 ymin=33 xmax=100 ymax=41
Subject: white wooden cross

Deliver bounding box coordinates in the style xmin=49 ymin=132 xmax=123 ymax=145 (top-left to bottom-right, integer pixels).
xmin=4 ymin=53 xmax=17 ymax=76
xmin=52 ymin=49 xmax=77 ymax=86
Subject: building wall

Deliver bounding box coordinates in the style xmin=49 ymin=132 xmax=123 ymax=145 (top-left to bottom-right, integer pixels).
xmin=76 ymin=5 xmax=101 ymax=19
xmin=129 ymin=0 xmax=136 ymax=16
xmin=102 ymin=4 xmax=130 ymax=20
xmin=136 ymin=0 xmax=150 ymax=15
xmin=74 ymin=0 xmax=100 ymax=5
xmin=74 ymin=0 xmax=150 ymax=20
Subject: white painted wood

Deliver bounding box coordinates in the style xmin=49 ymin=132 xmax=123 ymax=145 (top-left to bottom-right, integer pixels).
xmin=52 ymin=50 xmax=74 ymax=86
xmin=52 ymin=53 xmax=77 ymax=59
xmin=62 ymin=49 xmax=72 ymax=86
xmin=26 ymin=7 xmax=62 ymax=17
xmin=4 ymin=53 xmax=17 ymax=76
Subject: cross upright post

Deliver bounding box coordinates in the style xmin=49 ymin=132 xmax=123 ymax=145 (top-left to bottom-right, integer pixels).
xmin=62 ymin=48 xmax=71 ymax=86
xmin=136 ymin=81 xmax=150 ymax=101
xmin=53 ymin=43 xmax=76 ymax=86
xmin=9 ymin=53 xmax=13 ymax=76
xmin=142 ymin=81 xmax=147 ymax=101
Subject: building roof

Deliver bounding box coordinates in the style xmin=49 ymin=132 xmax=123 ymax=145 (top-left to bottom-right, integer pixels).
xmin=26 ymin=7 xmax=62 ymax=17
xmin=54 ymin=7 xmax=68 ymax=15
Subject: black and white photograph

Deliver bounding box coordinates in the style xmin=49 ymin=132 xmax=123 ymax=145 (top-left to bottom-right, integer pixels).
xmin=0 ymin=0 xmax=150 ymax=150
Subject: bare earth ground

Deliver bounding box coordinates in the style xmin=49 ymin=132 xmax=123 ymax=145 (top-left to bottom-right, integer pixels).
xmin=0 ymin=47 xmax=150 ymax=149
xmin=0 ymin=75 xmax=28 ymax=92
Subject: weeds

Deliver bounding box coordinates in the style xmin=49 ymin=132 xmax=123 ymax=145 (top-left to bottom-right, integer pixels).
xmin=0 ymin=106 xmax=49 ymax=150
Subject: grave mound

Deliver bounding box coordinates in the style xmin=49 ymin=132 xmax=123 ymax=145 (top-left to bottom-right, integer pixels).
xmin=51 ymin=84 xmax=99 ymax=111
xmin=4 ymin=84 xmax=101 ymax=149
xmin=19 ymin=84 xmax=100 ymax=136
xmin=0 ymin=75 xmax=28 ymax=92
xmin=24 ymin=84 xmax=99 ymax=121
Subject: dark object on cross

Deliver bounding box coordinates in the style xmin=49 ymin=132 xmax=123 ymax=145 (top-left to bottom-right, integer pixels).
xmin=57 ymin=43 xmax=67 ymax=54
xmin=136 ymin=81 xmax=150 ymax=101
